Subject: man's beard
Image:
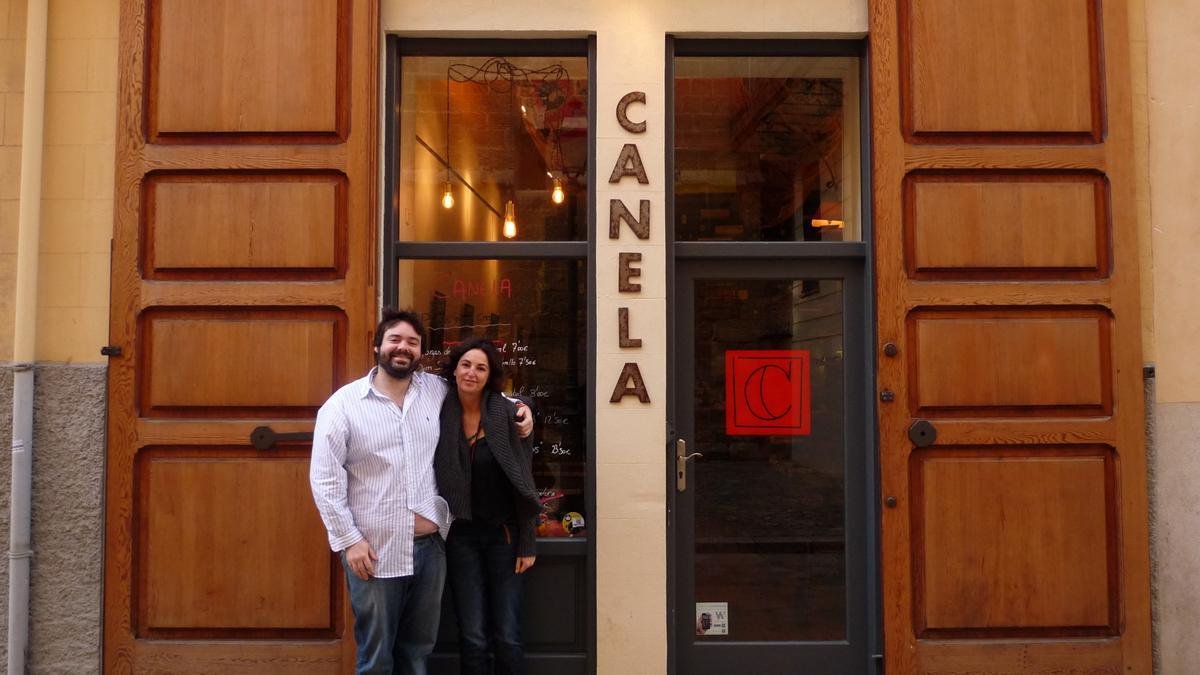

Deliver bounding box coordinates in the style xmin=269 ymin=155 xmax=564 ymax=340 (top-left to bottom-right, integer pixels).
xmin=378 ymin=349 xmax=418 ymax=379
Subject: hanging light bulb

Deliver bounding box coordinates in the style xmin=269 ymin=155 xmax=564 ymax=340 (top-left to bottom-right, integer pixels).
xmin=441 ymin=181 xmax=454 ymax=209
xmin=551 ymin=177 xmax=565 ymax=205
xmin=503 ymin=200 xmax=518 ymax=239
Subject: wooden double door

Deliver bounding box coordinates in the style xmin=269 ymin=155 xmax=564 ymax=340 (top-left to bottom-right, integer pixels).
xmin=104 ymin=1 xmax=1150 ymax=673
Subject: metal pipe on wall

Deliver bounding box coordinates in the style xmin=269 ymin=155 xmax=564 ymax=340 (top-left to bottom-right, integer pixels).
xmin=8 ymin=0 xmax=49 ymax=672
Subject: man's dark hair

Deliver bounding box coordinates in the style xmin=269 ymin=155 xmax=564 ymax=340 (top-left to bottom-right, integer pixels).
xmin=374 ymin=308 xmax=424 ymax=349
xmin=440 ymin=338 xmax=505 ymax=393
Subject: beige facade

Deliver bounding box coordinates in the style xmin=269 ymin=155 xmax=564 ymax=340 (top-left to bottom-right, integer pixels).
xmin=383 ymin=2 xmax=868 ymax=670
xmin=0 ymin=0 xmax=1198 ymax=672
xmin=1147 ymin=0 xmax=1200 ymax=403
xmin=0 ymin=0 xmax=115 ymax=364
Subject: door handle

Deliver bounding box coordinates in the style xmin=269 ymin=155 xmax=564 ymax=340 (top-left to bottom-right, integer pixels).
xmin=250 ymin=426 xmax=314 ymax=450
xmin=676 ymin=438 xmax=703 ymax=492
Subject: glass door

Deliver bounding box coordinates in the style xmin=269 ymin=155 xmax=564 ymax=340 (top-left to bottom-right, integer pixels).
xmin=672 ymin=258 xmax=869 ymax=674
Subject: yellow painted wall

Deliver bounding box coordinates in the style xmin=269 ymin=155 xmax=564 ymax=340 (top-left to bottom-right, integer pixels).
xmin=37 ymin=0 xmax=116 ymax=363
xmin=0 ymin=0 xmax=116 ymax=365
xmin=0 ymin=0 xmax=25 ymax=362
xmin=1128 ymin=0 xmax=1154 ymax=366
xmin=1147 ymin=0 xmax=1200 ymax=404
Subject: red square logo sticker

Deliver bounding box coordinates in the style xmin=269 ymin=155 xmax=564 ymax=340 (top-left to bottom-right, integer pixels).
xmin=725 ymin=350 xmax=811 ymax=436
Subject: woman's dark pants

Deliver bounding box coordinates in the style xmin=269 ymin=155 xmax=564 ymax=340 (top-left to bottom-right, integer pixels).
xmin=446 ymin=521 xmax=526 ymax=675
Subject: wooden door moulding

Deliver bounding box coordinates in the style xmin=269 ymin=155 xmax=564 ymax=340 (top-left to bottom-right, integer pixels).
xmin=135 ymin=307 xmax=348 ymax=418
xmin=900 ymin=281 xmax=1116 ymax=309
xmin=914 ymin=639 xmax=1126 ymax=673
xmin=908 ymin=445 xmax=1120 ymax=639
xmin=142 ymin=170 xmax=350 ymax=280
xmin=140 ymin=143 xmax=353 ymax=169
xmin=902 ymin=144 xmax=1111 ymax=174
xmin=905 ymin=305 xmax=1114 ymax=418
xmin=144 ymin=0 xmax=353 ymax=144
xmin=916 ymin=417 xmax=1118 ymax=448
xmin=903 ymin=170 xmax=1112 ymax=281
xmin=136 ymin=281 xmax=353 ymax=308
xmin=134 ymin=419 xmax=317 ymax=446
xmin=898 ymin=0 xmax=1107 ymax=144
xmin=133 ymin=444 xmax=340 ymax=638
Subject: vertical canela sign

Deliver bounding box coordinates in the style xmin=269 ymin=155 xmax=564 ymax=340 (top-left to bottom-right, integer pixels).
xmin=609 ymin=91 xmax=651 ymax=404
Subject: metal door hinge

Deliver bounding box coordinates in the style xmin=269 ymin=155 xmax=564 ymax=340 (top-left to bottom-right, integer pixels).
xmin=100 ymin=345 xmax=122 ymax=357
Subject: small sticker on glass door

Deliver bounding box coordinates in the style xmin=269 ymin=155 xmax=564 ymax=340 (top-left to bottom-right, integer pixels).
xmin=725 ymin=350 xmax=811 ymax=435
xmin=696 ymin=602 xmax=729 ymax=636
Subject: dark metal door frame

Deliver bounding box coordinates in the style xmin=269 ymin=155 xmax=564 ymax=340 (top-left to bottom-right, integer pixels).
xmin=382 ymin=36 xmax=597 ymax=675
xmin=671 ymin=256 xmax=871 ymax=674
xmin=664 ymin=35 xmax=880 ymax=675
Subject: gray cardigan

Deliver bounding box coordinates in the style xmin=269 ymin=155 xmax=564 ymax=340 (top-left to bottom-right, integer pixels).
xmin=435 ymin=389 xmax=540 ymax=557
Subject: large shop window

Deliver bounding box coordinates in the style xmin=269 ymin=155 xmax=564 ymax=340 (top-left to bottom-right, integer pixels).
xmin=389 ymin=46 xmax=591 ymax=537
xmin=674 ymin=55 xmax=861 ymax=242
xmin=396 ymin=258 xmax=588 ymax=530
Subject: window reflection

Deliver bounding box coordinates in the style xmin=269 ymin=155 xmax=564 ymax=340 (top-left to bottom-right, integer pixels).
xmin=399 ymin=259 xmax=588 ymax=537
xmin=674 ymin=57 xmax=861 ymax=242
xmin=398 ymin=56 xmax=589 ymax=241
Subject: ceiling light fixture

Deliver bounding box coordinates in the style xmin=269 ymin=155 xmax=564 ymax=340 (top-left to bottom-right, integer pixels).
xmin=503 ymin=200 xmax=518 ymax=239
xmin=448 ymin=58 xmax=574 ymax=220
xmin=442 ymin=71 xmax=454 ymax=209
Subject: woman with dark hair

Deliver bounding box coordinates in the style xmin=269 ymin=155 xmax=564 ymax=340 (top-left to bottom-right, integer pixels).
xmin=435 ymin=338 xmax=539 ymax=675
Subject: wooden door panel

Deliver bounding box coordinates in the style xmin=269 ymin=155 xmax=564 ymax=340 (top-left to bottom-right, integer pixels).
xmin=149 ymin=0 xmax=345 ymax=137
xmin=906 ymin=173 xmax=1108 ymax=278
xmin=141 ymin=310 xmax=344 ymax=415
xmin=108 ymin=0 xmax=375 ymax=671
xmin=873 ymin=0 xmax=1149 ymax=671
xmin=912 ymin=448 xmax=1116 ymax=635
xmin=903 ymin=0 xmax=1101 ymax=139
xmin=916 ymin=640 xmax=1124 ymax=674
xmin=137 ymin=450 xmax=334 ymax=634
xmin=909 ymin=308 xmax=1110 ymax=415
xmin=147 ymin=173 xmax=345 ymax=276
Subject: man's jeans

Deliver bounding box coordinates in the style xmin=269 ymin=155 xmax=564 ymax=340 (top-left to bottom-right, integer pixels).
xmin=343 ymin=534 xmax=447 ymax=675
xmin=445 ymin=520 xmax=526 ymax=675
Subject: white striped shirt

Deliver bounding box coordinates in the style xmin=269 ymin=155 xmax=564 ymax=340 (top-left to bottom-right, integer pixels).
xmin=309 ymin=368 xmax=451 ymax=578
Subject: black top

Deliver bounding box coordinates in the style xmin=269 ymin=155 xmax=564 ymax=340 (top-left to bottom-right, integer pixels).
xmin=468 ymin=435 xmax=516 ymax=526
xmin=435 ymin=389 xmax=540 ymax=557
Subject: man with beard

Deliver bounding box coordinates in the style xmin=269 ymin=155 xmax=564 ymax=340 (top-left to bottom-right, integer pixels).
xmin=309 ymin=308 xmax=532 ymax=674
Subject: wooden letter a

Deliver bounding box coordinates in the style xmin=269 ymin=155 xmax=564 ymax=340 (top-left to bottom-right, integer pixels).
xmin=609 ymin=362 xmax=651 ymax=403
